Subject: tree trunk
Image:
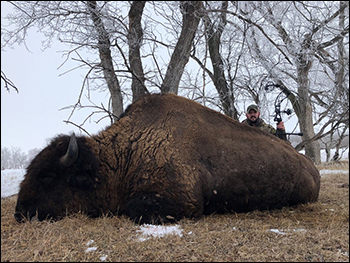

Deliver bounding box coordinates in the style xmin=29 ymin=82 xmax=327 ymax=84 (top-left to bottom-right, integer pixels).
xmin=87 ymin=1 xmax=123 ymax=120
xmin=204 ymin=1 xmax=238 ymax=119
xmin=297 ymin=63 xmax=321 ymax=164
xmin=128 ymin=1 xmax=148 ymax=102
xmin=161 ymin=1 xmax=203 ymax=94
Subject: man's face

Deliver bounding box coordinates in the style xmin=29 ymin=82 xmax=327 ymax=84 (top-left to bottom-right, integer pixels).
xmin=246 ymin=109 xmax=260 ymax=123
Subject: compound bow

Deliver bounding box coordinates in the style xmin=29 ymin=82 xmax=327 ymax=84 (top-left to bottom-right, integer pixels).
xmin=264 ymin=82 xmax=303 ymax=136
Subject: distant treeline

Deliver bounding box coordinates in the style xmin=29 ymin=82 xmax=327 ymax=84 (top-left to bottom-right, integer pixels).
xmin=1 ymin=146 xmax=41 ymax=170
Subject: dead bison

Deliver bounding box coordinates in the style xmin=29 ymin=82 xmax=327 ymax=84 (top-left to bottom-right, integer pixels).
xmin=15 ymin=93 xmax=320 ymax=224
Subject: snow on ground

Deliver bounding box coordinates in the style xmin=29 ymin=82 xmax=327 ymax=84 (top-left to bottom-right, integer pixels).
xmin=1 ymin=168 xmax=26 ymax=198
xmin=1 ymin=149 xmax=348 ymax=260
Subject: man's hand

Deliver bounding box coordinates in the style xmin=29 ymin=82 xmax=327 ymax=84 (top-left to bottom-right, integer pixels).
xmin=277 ymin=121 xmax=285 ymax=130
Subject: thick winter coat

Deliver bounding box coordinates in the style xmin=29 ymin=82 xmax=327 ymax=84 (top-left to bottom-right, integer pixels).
xmin=15 ymin=93 xmax=320 ymax=224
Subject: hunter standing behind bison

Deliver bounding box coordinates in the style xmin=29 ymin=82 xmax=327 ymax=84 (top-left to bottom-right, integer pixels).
xmin=14 ymin=93 xmax=320 ymax=224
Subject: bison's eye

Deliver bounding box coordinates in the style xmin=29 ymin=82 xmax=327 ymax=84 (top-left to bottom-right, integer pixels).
xmin=66 ymin=172 xmax=93 ymax=189
xmin=38 ymin=172 xmax=57 ymax=185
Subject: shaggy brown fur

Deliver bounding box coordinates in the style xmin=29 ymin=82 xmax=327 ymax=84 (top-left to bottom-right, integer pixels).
xmin=15 ymin=93 xmax=320 ymax=224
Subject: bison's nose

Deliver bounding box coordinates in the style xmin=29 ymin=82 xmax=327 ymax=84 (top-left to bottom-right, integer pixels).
xmin=14 ymin=211 xmax=28 ymax=223
xmin=14 ymin=203 xmax=37 ymax=223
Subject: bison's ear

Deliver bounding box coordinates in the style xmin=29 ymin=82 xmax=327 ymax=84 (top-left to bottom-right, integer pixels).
xmin=60 ymin=133 xmax=79 ymax=167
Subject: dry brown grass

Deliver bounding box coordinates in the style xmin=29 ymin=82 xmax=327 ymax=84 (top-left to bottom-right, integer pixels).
xmin=2 ymin=161 xmax=349 ymax=262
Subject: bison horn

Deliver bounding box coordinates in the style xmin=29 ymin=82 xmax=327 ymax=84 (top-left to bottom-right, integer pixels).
xmin=60 ymin=133 xmax=79 ymax=167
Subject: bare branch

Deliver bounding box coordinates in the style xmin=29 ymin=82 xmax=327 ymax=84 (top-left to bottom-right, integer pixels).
xmin=1 ymin=71 xmax=19 ymax=93
xmin=63 ymin=120 xmax=92 ymax=137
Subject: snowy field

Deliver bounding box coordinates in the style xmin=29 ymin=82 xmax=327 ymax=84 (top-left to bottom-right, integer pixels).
xmin=1 ymin=148 xmax=348 ymax=244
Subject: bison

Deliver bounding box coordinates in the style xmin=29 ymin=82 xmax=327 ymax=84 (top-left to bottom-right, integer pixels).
xmin=15 ymin=93 xmax=320 ymax=224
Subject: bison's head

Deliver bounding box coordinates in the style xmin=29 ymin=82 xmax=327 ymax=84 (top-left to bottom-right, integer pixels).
xmin=14 ymin=133 xmax=100 ymax=223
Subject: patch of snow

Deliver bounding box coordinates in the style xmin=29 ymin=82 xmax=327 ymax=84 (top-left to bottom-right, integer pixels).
xmin=293 ymin=228 xmax=306 ymax=233
xmin=85 ymin=247 xmax=98 ymax=253
xmin=136 ymin=224 xmax=183 ymax=242
xmin=269 ymin=229 xmax=287 ymax=235
xmin=268 ymin=228 xmax=307 ymax=235
xmin=100 ymin=255 xmax=108 ymax=261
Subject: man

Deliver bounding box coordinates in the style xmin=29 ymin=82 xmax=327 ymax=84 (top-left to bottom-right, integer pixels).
xmin=242 ymin=104 xmax=288 ymax=141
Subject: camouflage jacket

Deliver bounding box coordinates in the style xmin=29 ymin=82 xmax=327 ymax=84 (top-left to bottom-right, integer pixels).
xmin=242 ymin=118 xmax=288 ymax=141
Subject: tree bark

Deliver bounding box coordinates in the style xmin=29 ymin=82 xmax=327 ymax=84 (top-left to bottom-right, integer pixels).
xmin=161 ymin=1 xmax=203 ymax=94
xmin=87 ymin=1 xmax=123 ymax=120
xmin=297 ymin=51 xmax=321 ymax=164
xmin=128 ymin=1 xmax=148 ymax=102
